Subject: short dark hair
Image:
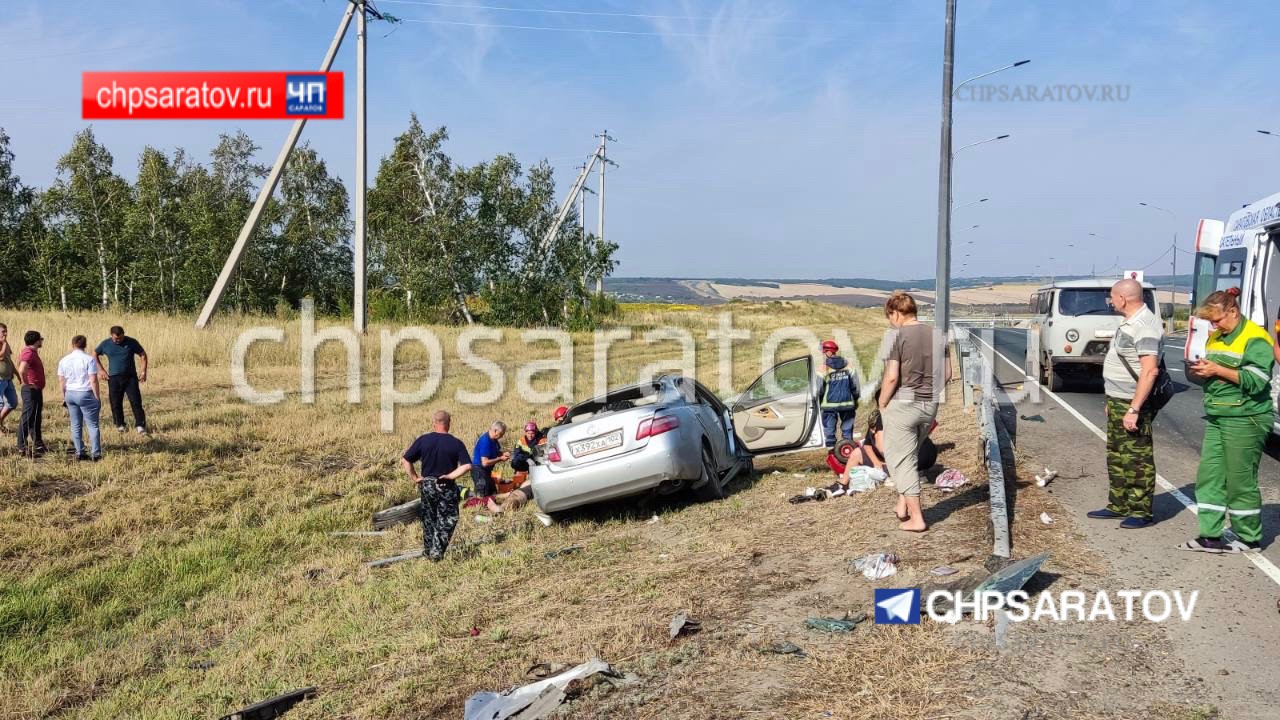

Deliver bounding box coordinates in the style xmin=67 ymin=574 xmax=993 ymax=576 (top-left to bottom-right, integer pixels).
xmin=23 ymin=330 xmax=40 ymax=346
xmin=0 ymin=323 xmax=7 ymax=331
xmin=72 ymin=335 xmax=87 ymax=350
xmin=109 ymin=325 xmax=125 ymax=337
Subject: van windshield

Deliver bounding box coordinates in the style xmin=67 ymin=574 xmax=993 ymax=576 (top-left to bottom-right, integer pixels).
xmin=1057 ymin=288 xmax=1157 ymax=316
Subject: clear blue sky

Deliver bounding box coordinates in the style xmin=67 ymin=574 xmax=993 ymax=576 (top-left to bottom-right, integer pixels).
xmin=3 ymin=0 xmax=1279 ymax=280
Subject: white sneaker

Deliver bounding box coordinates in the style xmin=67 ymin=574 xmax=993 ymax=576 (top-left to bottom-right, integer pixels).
xmin=135 ymin=426 xmax=147 ymax=435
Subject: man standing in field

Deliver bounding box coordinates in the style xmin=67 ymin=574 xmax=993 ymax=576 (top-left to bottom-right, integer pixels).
xmin=15 ymin=330 xmax=47 ymax=458
xmin=94 ymin=325 xmax=148 ymax=434
xmin=400 ymin=410 xmax=473 ymax=561
xmin=819 ymin=340 xmax=859 ymax=446
xmin=1088 ymin=278 xmax=1163 ymax=529
xmin=0 ymin=324 xmax=18 ymax=433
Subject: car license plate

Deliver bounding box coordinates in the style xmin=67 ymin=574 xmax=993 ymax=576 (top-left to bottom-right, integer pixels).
xmin=570 ymin=430 xmax=623 ymax=458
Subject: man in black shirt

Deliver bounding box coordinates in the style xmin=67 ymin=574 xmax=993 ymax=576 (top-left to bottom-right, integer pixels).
xmin=400 ymin=409 xmax=472 ymax=560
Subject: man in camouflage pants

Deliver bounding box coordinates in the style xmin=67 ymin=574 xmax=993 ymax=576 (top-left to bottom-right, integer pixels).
xmin=1088 ymin=279 xmax=1163 ymax=529
xmin=400 ymin=410 xmax=473 ymax=560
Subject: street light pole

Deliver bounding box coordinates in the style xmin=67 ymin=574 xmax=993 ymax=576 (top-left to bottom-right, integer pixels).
xmin=953 ymin=59 xmax=1031 ymax=98
xmin=953 ymin=134 xmax=1010 ymax=157
xmin=952 ymin=197 xmax=988 ymax=211
xmin=935 ymin=0 xmax=957 ymax=334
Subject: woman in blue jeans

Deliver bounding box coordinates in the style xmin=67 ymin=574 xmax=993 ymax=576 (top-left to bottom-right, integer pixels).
xmin=57 ymin=335 xmax=102 ymax=461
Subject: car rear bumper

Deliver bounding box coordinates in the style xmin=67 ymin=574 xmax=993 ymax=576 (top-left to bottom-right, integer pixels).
xmin=529 ymin=435 xmax=702 ymax=512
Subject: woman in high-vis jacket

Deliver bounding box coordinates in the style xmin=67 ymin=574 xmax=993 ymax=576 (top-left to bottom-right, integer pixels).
xmin=1183 ymin=287 xmax=1275 ymax=553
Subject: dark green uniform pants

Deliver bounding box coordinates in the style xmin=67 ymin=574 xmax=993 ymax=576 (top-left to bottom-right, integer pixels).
xmin=1195 ymin=414 xmax=1269 ymax=544
xmin=1105 ymin=396 xmax=1156 ymax=519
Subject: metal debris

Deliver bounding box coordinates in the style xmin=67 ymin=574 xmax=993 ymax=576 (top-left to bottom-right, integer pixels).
xmin=218 ymin=687 xmax=316 ymax=720
xmin=805 ymin=613 xmax=867 ymax=633
xmin=753 ymin=641 xmax=806 ymax=657
xmin=930 ymin=566 xmax=959 ymax=576
xmin=668 ymin=611 xmax=702 ymax=640
xmin=544 ymin=545 xmax=583 ymax=560
xmin=463 ymin=658 xmax=614 ymax=720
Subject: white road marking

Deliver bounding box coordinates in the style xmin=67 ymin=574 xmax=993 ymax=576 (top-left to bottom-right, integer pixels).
xmin=972 ymin=331 xmax=1280 ymax=587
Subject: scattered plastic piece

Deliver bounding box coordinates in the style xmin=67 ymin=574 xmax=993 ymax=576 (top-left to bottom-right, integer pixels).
xmin=849 ymin=552 xmax=899 ymax=580
xmin=218 ymin=687 xmax=316 ymax=720
xmin=805 ymin=613 xmax=867 ymax=633
xmin=1019 ymin=414 xmax=1046 ymax=423
xmin=668 ymin=611 xmax=702 ymax=640
xmin=793 ymin=473 xmax=805 ymax=479
xmin=535 ymin=513 xmax=554 ymax=527
xmin=646 ymin=514 xmax=660 ymax=525
xmin=1039 ymin=512 xmax=1054 ymax=525
xmin=544 ymin=545 xmax=584 ymax=559
xmin=930 ymin=566 xmax=959 ymax=576
xmin=474 ymin=515 xmax=493 ymax=524
xmin=753 ymin=641 xmax=805 ymax=657
xmin=845 ymin=466 xmax=883 ymax=493
xmin=1035 ymin=468 xmax=1058 ymax=487
xmin=935 ymin=468 xmax=969 ymax=491
xmin=464 ymin=658 xmax=614 ymax=720
xmin=973 ymin=552 xmax=1050 ymax=598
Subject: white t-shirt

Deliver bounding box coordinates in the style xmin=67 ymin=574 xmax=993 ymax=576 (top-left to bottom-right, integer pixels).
xmin=58 ymin=351 xmax=98 ymax=393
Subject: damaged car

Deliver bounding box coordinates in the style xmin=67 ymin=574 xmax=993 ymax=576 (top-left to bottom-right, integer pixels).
xmin=529 ymin=356 xmax=826 ymax=513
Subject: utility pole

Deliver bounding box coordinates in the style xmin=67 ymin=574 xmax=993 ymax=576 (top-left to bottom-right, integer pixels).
xmin=354 ymin=0 xmax=368 ymax=333
xmin=1170 ymin=235 xmax=1178 ymax=332
xmin=595 ymin=130 xmax=617 ymax=295
xmin=196 ymin=2 xmax=356 ymax=328
xmin=934 ymin=0 xmax=957 ymax=334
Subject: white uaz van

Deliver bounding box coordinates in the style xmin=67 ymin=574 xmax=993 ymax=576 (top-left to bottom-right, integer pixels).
xmin=1025 ymin=278 xmax=1164 ymax=391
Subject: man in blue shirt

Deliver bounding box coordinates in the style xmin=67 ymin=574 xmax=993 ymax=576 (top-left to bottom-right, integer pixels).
xmin=94 ymin=325 xmax=148 ymax=434
xmin=471 ymin=420 xmax=510 ymax=497
xmin=401 ymin=410 xmax=472 ymax=560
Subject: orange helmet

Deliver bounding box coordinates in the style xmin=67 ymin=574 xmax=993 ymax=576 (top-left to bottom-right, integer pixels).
xmin=553 ymin=405 xmax=569 ymax=421
xmin=821 ymin=340 xmax=838 ymax=353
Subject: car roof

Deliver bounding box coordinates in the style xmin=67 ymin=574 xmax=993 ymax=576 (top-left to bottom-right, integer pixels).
xmin=1036 ymin=278 xmax=1157 ymax=291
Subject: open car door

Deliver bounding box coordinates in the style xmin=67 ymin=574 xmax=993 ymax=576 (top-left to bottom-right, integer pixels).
xmin=731 ymin=356 xmax=824 ymax=456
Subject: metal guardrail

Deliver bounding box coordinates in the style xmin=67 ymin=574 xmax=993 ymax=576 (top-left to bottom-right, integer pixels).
xmin=952 ymin=324 xmax=1012 ymax=559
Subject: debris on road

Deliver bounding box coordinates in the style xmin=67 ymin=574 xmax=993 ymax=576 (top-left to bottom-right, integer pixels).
xmin=1019 ymin=414 xmax=1046 ymax=423
xmin=463 ymin=658 xmax=615 ymax=720
xmin=367 ymin=548 xmax=424 ymax=569
xmin=974 ymin=553 xmax=1051 ymax=597
xmin=845 ymin=466 xmax=886 ymax=492
xmin=218 ymin=687 xmax=316 ymax=720
xmin=1035 ymin=468 xmax=1058 ymax=487
xmin=788 ymin=487 xmax=830 ymax=504
xmin=474 ymin=515 xmax=493 ymax=524
xmin=1039 ymin=512 xmax=1054 ymax=525
xmin=930 ymin=566 xmax=959 ymax=576
xmin=544 ymin=545 xmax=583 ymax=560
xmin=669 ymin=611 xmax=702 ymax=640
xmin=535 ymin=512 xmax=554 ymax=527
xmin=935 ymin=468 xmax=969 ymax=491
xmin=371 ymin=497 xmax=421 ymax=530
xmin=753 ymin=641 xmax=806 ymax=657
xmin=849 ymin=552 xmax=899 ymax=580
xmin=805 ymin=613 xmax=867 ymax=633
xmin=328 ymin=530 xmax=389 ymax=538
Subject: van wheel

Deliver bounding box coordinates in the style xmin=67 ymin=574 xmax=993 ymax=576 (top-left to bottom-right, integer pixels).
xmin=692 ymin=444 xmax=725 ymax=502
xmin=1045 ymin=358 xmax=1066 ymax=392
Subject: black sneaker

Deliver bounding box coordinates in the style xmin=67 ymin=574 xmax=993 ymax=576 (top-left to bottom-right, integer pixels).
xmin=825 ymin=482 xmax=848 ymax=498
xmin=1086 ymin=508 xmax=1125 ymax=519
xmin=76 ymin=454 xmax=89 ymax=462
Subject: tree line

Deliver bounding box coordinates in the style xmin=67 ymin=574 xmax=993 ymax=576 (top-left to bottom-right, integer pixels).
xmin=0 ymin=116 xmax=617 ymax=328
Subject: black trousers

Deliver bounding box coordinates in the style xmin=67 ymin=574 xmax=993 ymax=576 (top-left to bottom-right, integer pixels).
xmin=419 ymin=478 xmax=461 ymax=560
xmin=17 ymin=385 xmax=45 ymax=453
xmin=107 ymin=374 xmax=146 ymax=429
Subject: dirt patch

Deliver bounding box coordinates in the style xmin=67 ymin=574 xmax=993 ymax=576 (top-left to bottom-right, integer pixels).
xmin=1 ymin=474 xmax=94 ymax=506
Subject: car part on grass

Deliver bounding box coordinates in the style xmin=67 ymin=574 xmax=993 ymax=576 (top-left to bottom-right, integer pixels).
xmin=930 ymin=566 xmax=959 ymax=576
xmin=849 ymin=552 xmax=898 ymax=580
xmin=805 ymin=613 xmax=867 ymax=633
xmin=372 ymin=497 xmax=421 ymax=530
xmin=934 ymin=468 xmax=969 ymax=491
xmin=973 ymin=552 xmax=1051 ymax=598
xmin=463 ymin=658 xmax=615 ymax=720
xmin=218 ymin=687 xmax=316 ymax=720
xmin=669 ymin=611 xmax=701 ymax=640
xmin=752 ymin=641 xmax=805 ymax=657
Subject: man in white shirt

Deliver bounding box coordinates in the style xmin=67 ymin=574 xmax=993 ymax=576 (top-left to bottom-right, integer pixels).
xmin=58 ymin=335 xmax=103 ymax=461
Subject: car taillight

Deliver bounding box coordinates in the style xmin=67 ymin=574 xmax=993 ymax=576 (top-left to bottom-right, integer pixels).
xmin=636 ymin=414 xmax=680 ymax=440
xmin=546 ymin=445 xmax=561 ymax=463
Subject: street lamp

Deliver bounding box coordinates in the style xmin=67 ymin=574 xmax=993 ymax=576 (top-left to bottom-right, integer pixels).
xmin=953 ymin=197 xmax=989 ymax=211
xmin=1259 ymin=130 xmax=1280 ymax=139
xmin=1138 ymin=201 xmax=1180 ymax=331
xmin=953 ymin=134 xmax=1010 ymax=158
xmin=953 ymin=59 xmax=1031 ymax=97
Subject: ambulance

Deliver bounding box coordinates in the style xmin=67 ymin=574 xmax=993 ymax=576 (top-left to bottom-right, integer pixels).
xmin=1184 ymin=191 xmax=1280 ymax=433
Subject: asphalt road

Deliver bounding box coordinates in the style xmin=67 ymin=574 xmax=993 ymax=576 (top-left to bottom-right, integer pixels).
xmin=963 ymin=327 xmax=1280 ymax=718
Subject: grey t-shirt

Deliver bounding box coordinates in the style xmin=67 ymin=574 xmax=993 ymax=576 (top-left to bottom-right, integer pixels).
xmin=888 ymin=323 xmax=938 ymax=402
xmin=1103 ymin=304 xmax=1163 ymax=400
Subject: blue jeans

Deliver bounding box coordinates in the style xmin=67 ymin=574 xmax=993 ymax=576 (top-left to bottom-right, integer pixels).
xmin=822 ymin=409 xmax=856 ymax=446
xmin=0 ymin=379 xmax=17 ymax=411
xmin=65 ymin=390 xmax=102 ymax=458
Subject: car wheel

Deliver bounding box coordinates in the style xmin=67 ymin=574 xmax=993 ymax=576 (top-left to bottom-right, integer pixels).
xmin=1046 ymin=358 xmax=1066 ymax=392
xmin=691 ymin=443 xmax=725 ymax=502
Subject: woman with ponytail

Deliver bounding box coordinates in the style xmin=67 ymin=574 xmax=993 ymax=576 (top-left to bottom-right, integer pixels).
xmin=1181 ymin=287 xmax=1275 ymax=553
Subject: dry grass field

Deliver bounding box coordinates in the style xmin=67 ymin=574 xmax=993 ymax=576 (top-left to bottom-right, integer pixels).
xmin=0 ymin=302 xmax=1215 ymax=719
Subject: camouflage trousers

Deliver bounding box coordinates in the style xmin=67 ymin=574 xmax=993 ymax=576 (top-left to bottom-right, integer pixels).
xmin=420 ymin=477 xmax=461 ymax=561
xmin=1105 ymin=396 xmax=1157 ymax=519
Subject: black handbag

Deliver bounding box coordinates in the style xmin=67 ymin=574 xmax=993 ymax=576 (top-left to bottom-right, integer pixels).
xmin=1119 ymin=352 xmax=1174 ymax=413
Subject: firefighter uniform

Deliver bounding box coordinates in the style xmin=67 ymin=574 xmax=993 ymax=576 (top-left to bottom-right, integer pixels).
xmin=820 ymin=355 xmax=859 ymax=446
xmin=1196 ymin=318 xmax=1275 ymax=545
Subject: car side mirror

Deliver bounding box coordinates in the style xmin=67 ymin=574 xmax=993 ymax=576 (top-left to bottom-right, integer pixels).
xmin=1160 ymin=305 xmax=1174 ymax=320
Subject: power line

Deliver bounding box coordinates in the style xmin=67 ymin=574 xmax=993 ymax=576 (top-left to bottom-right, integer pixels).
xmin=397 ymin=16 xmax=812 ymax=38
xmin=379 ymin=0 xmax=779 ymax=22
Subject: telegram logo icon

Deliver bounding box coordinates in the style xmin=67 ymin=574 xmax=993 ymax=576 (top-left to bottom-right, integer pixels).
xmin=874 ymin=588 xmax=921 ymax=624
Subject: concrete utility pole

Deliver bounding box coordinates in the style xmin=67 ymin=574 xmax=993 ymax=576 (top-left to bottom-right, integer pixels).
xmin=354 ymin=1 xmax=368 ymax=333
xmin=595 ymin=131 xmax=617 ymax=295
xmin=934 ymin=0 xmax=957 ymax=333
xmin=196 ymin=2 xmax=356 ymax=328
xmin=1139 ymin=202 xmax=1179 ymax=333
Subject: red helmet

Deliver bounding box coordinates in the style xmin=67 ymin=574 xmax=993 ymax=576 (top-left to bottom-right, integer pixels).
xmin=524 ymin=420 xmax=539 ymax=433
xmin=553 ymin=405 xmax=569 ymax=421
xmin=821 ymin=340 xmax=838 ymax=353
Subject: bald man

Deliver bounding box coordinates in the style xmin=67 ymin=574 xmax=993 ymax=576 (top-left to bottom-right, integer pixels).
xmin=1087 ymin=279 xmax=1164 ymax=529
xmin=401 ymin=410 xmax=472 ymax=560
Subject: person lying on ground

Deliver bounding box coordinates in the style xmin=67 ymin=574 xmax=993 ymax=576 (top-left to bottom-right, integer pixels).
xmin=485 ymin=483 xmax=536 ymax=515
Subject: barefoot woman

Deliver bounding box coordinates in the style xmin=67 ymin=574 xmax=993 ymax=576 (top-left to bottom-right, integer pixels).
xmin=878 ymin=292 xmax=950 ymax=532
